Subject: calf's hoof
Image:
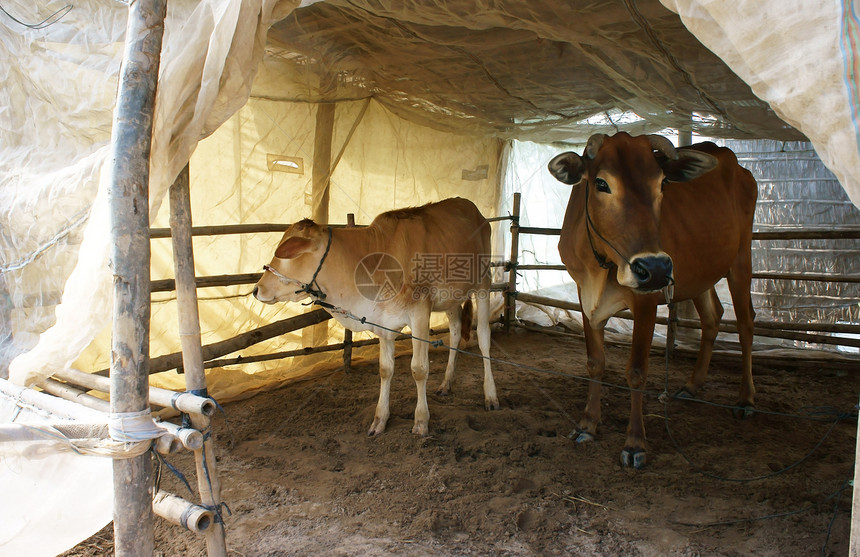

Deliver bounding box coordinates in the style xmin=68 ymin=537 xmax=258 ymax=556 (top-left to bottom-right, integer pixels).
xmin=731 ymin=403 xmax=755 ymax=420
xmin=435 ymin=387 xmax=452 ymax=397
xmin=412 ymin=423 xmax=429 ymax=436
xmin=485 ymin=397 xmax=500 ymax=411
xmin=620 ymin=448 xmax=647 ymax=469
xmin=367 ymin=418 xmax=387 ymax=437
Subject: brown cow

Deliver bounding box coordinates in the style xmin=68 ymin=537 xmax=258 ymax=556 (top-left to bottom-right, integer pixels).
xmin=253 ymin=197 xmax=498 ymax=436
xmin=548 ymin=132 xmax=757 ymax=468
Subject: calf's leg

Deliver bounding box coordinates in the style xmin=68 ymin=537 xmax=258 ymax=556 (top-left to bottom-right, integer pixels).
xmin=436 ymin=305 xmax=463 ymax=396
xmin=410 ymin=309 xmax=432 ymax=436
xmin=368 ymin=336 xmax=396 ymax=436
xmin=476 ymin=292 xmax=498 ymax=410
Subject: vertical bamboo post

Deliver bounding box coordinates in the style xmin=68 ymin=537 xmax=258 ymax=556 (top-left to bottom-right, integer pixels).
xmin=342 ymin=213 xmax=355 ymax=372
xmin=0 ymin=274 xmax=12 ymax=378
xmin=665 ymin=130 xmax=693 ymax=360
xmin=504 ymin=193 xmax=521 ymax=331
xmin=108 ymin=1 xmax=166 ymax=555
xmin=305 ymin=102 xmax=336 ymax=348
xmin=852 ymin=400 xmax=860 ymax=556
xmin=169 ymin=164 xmax=228 ymax=556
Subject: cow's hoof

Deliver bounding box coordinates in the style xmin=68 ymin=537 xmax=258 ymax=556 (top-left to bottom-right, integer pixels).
xmin=620 ymin=448 xmax=647 ymax=469
xmin=435 ymin=387 xmax=451 ymax=397
xmin=368 ymin=418 xmax=387 ymax=437
xmin=731 ymin=403 xmax=755 ymax=420
xmin=568 ymin=429 xmax=594 ymax=444
xmin=485 ymin=398 xmax=500 ymax=411
xmin=674 ymin=387 xmax=695 ymax=400
xmin=412 ymin=423 xmax=429 ymax=436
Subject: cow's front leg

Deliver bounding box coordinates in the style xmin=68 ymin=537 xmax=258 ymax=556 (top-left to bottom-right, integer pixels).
xmin=369 ymin=335 xmax=396 ymax=436
xmin=410 ymin=309 xmax=432 ymax=436
xmin=575 ymin=311 xmax=606 ymax=443
xmin=622 ymin=298 xmax=658 ymax=469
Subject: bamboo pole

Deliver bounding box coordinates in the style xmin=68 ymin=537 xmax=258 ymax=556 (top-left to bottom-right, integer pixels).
xmin=853 ymin=405 xmax=860 ymax=557
xmin=515 ymin=292 xmax=860 ymax=349
xmin=169 ymin=165 xmax=227 ymax=555
xmin=109 ymin=1 xmax=165 ymax=554
xmin=39 ymin=378 xmax=111 ymax=414
xmin=306 ymin=102 xmax=336 ymax=349
xmin=343 ymin=213 xmax=356 ymax=373
xmin=147 ymin=223 xmax=860 ymax=241
xmin=514 ymin=225 xmax=860 ymax=242
xmin=156 ymin=420 xmax=204 ymax=451
xmin=504 ymin=193 xmax=521 ymax=331
xmin=53 ymin=367 xmax=215 ymax=416
xmin=152 ymin=491 xmax=214 ymax=534
xmin=93 ymin=309 xmax=331 ymax=377
xmin=149 ymin=221 xmax=367 ymax=239
xmin=665 ymin=130 xmax=694 ymax=361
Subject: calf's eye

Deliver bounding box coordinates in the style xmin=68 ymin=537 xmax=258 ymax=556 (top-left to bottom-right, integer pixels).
xmin=594 ymin=177 xmax=611 ymax=193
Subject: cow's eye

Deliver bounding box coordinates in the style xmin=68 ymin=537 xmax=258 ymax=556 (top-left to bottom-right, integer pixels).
xmin=594 ymin=177 xmax=611 ymax=193
xmin=661 ymin=177 xmax=669 ymax=190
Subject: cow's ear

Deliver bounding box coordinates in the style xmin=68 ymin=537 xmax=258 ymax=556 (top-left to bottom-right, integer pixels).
xmin=661 ymin=149 xmax=718 ymax=182
xmin=548 ymin=152 xmax=586 ymax=185
xmin=275 ymin=236 xmax=314 ymax=259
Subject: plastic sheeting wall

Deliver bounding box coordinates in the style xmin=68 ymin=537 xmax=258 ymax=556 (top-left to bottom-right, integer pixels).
xmin=735 ymin=139 xmax=860 ymax=330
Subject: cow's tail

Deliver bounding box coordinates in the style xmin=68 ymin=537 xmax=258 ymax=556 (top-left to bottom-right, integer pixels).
xmin=460 ymin=298 xmax=474 ymax=345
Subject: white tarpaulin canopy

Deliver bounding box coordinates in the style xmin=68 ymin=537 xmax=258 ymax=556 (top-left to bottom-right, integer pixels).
xmin=4 ymin=0 xmax=860 ymax=391
xmin=1 ymin=0 xmax=859 ymax=554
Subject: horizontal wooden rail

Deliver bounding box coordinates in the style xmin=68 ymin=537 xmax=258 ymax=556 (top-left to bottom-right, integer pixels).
xmin=151 ymin=218 xmax=514 ymax=239
xmin=150 ymin=223 xmax=290 ymax=238
xmin=516 ymin=225 xmax=860 ymax=241
xmin=153 ymin=274 xmax=511 ymax=294
xmin=95 ymin=309 xmax=331 ymax=376
xmin=515 ymin=292 xmax=860 ymax=349
xmin=510 ymin=264 xmax=860 ymax=284
xmin=152 ymin=273 xmax=262 ymax=293
xmin=752 ymin=272 xmax=860 ymax=284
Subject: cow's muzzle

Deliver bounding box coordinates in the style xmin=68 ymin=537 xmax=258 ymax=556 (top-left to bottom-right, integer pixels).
xmin=629 ymin=255 xmax=673 ymax=292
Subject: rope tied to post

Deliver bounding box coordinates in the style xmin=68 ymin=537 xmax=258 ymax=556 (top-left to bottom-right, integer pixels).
xmin=109 ymin=408 xmax=169 ymax=444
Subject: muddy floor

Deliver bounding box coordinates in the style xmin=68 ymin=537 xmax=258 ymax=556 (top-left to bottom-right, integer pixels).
xmin=65 ymin=326 xmax=858 ymax=556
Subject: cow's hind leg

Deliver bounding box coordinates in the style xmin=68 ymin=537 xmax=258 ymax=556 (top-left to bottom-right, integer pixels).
xmin=676 ymin=287 xmax=723 ymax=400
xmin=476 ymin=292 xmax=498 ymax=410
xmin=436 ymin=304 xmax=463 ymax=397
xmin=369 ymin=336 xmax=396 ymax=436
xmin=727 ymin=262 xmax=756 ymax=419
xmin=410 ymin=307 xmax=432 ymax=436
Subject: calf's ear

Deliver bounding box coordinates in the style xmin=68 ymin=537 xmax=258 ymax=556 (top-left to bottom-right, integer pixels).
xmin=275 ymin=236 xmax=314 ymax=259
xmin=662 ymin=149 xmax=718 ymax=182
xmin=547 ymin=152 xmax=586 ymax=185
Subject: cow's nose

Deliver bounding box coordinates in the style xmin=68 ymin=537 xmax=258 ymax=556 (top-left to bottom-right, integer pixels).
xmin=630 ymin=255 xmax=672 ymax=292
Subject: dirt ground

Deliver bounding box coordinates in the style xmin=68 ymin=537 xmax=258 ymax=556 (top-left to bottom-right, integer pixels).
xmin=65 ymin=326 xmax=858 ymax=556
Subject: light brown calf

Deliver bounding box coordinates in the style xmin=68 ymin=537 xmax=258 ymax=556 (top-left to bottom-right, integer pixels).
xmin=254 ymin=197 xmax=498 ymax=436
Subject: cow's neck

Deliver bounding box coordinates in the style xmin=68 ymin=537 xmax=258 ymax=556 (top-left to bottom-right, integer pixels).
xmin=310 ymin=226 xmax=380 ymax=304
